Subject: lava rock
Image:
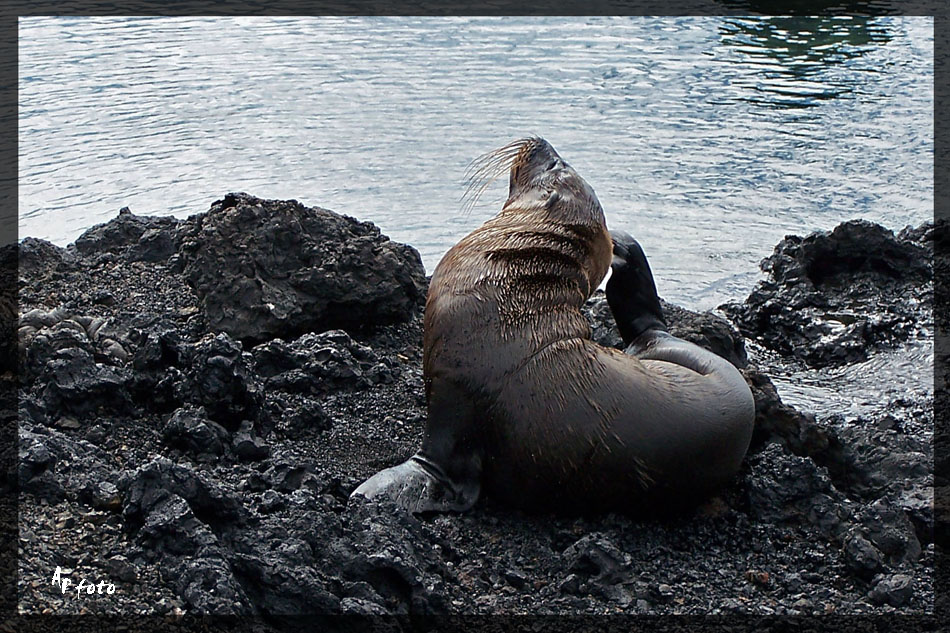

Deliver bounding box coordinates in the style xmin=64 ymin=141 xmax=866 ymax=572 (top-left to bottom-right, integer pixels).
xmin=743 ymin=443 xmax=838 ymax=527
xmin=503 ymin=569 xmax=528 ymax=589
xmin=126 ymin=325 xmax=190 ymax=413
xmin=90 ymin=481 xmax=123 ymax=512
xmin=722 ymin=220 xmax=932 ymax=368
xmin=842 ymin=529 xmax=885 ymax=580
xmin=328 ymin=500 xmax=449 ymax=614
xmin=252 ymin=330 xmax=385 ymax=395
xmin=40 ymin=347 xmax=133 ymax=416
xmin=72 ymin=206 xmax=180 ymax=262
xmin=742 ymin=369 xmax=846 ymax=471
xmin=19 ymin=422 xmax=116 ymax=505
xmin=265 ymin=393 xmax=332 ymax=438
xmin=173 ymin=332 xmax=263 ymax=430
xmin=130 ymin=226 xmax=177 ymax=262
xmin=227 ymin=543 xmax=340 ymax=615
xmin=17 ymin=237 xmax=76 ymax=280
xmin=233 ymin=420 xmax=271 ymax=462
xmin=139 ymin=492 xmax=221 ymax=556
xmin=558 ymin=532 xmax=639 ymax=605
xmin=258 ymin=490 xmax=285 ymax=514
xmin=896 ymin=486 xmax=934 ymax=546
xmin=171 ymin=554 xmax=254 ymax=615
xmin=260 ymin=462 xmax=323 ymax=494
xmin=0 ymin=266 xmax=13 ymax=376
xmin=106 ymin=555 xmax=138 ymax=583
xmin=118 ymin=456 xmax=245 ymax=529
xmin=829 ymin=413 xmax=932 ymax=502
xmin=162 ymin=405 xmax=231 ymax=458
xmin=867 ymin=573 xmax=915 ymax=607
xmin=18 ymin=433 xmax=55 ymax=484
xmin=563 ymin=533 xmax=630 ymax=586
xmin=177 ymin=193 xmax=427 ymax=344
xmin=130 ymin=326 xmax=186 ymax=372
xmin=339 ymin=597 xmax=389 ymax=615
xmin=763 ymin=220 xmax=930 ymax=285
xmin=855 ymin=498 xmax=922 ymax=567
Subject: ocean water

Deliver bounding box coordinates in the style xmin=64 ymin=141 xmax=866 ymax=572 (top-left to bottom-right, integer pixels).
xmin=18 ymin=16 xmax=932 ymax=310
xmin=17 ymin=16 xmax=934 ymax=414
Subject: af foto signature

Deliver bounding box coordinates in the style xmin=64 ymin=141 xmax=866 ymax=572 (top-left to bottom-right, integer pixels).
xmin=51 ymin=566 xmax=116 ymax=598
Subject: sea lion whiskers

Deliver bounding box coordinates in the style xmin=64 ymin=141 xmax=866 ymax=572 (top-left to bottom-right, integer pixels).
xmin=460 ymin=137 xmax=544 ymax=215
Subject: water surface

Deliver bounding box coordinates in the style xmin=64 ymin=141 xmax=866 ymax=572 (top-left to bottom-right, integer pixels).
xmin=18 ymin=16 xmax=934 ymax=415
xmin=18 ymin=16 xmax=932 ymax=309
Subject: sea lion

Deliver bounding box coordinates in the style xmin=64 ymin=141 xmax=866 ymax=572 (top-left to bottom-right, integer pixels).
xmin=351 ymin=137 xmax=755 ymax=514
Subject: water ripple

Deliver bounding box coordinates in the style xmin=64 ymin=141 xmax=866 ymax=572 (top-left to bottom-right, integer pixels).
xmin=19 ymin=16 xmax=932 ymax=315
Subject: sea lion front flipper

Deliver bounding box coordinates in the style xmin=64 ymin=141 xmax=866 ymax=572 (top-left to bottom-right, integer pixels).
xmin=350 ymin=376 xmax=482 ymax=514
xmin=605 ymin=230 xmax=667 ymax=345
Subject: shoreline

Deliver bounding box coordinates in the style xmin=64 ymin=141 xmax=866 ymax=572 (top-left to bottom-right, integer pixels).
xmin=12 ymin=193 xmax=938 ymax=617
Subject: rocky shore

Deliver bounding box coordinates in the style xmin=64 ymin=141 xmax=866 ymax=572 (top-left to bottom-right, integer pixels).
xmin=11 ymin=194 xmax=940 ymax=625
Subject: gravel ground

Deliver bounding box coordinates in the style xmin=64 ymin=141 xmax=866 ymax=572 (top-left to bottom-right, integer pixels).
xmin=10 ymin=195 xmax=941 ymax=630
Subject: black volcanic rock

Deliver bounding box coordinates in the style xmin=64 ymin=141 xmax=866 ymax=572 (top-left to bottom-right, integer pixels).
xmin=14 ymin=200 xmax=935 ymax=618
xmin=19 ymin=418 xmax=117 ymax=505
xmin=73 ymin=206 xmax=180 ymax=263
xmin=17 ymin=237 xmax=76 ymax=279
xmin=176 ymin=193 xmax=427 ymax=345
xmin=171 ymin=332 xmax=263 ymax=431
xmin=40 ymin=347 xmax=133 ymax=417
xmin=162 ymin=405 xmax=230 ymax=459
xmin=328 ymin=499 xmax=451 ymax=615
xmin=843 ymin=529 xmax=886 ymax=580
xmin=868 ymin=573 xmax=915 ymax=607
xmin=251 ymin=329 xmax=391 ymax=396
xmin=232 ymin=420 xmax=271 ymax=462
xmin=763 ymin=220 xmax=930 ymax=285
xmin=742 ymin=368 xmax=845 ymax=462
xmin=722 ymin=220 xmax=933 ymax=368
xmin=564 ymin=533 xmax=630 ymax=588
xmin=118 ymin=456 xmax=245 ymax=529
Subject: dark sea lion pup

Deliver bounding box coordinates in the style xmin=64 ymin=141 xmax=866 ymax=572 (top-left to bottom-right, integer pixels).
xmin=351 ymin=137 xmax=755 ymax=514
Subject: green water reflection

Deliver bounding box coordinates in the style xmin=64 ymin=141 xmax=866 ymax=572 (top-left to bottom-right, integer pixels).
xmin=718 ymin=15 xmax=893 ymax=108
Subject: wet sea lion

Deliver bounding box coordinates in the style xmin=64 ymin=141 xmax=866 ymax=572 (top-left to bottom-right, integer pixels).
xmin=352 ymin=137 xmax=755 ymax=514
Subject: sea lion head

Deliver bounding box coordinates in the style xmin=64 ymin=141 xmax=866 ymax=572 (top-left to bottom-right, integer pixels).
xmin=505 ymin=136 xmax=566 ymax=199
xmin=463 ymin=137 xmax=602 ymax=223
xmin=455 ymin=137 xmax=612 ymax=324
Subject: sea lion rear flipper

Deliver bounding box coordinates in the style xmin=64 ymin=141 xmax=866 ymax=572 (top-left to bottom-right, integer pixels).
xmin=605 ymin=230 xmax=667 ymax=345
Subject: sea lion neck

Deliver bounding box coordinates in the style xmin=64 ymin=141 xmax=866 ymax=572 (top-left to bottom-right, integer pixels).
xmin=501 ymin=173 xmax=606 ymax=228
